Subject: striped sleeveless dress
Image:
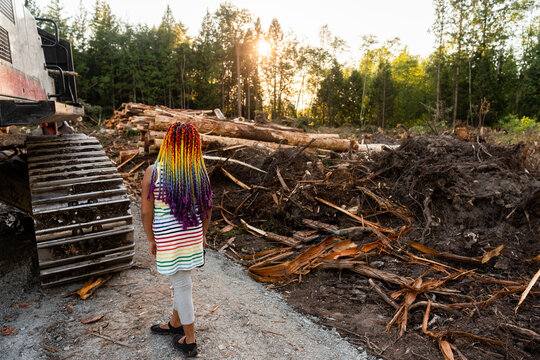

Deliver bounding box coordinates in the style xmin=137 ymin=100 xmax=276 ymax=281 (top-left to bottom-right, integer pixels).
xmin=152 ymin=169 xmax=205 ymax=275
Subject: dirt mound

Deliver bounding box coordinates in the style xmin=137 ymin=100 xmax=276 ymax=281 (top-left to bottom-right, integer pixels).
xmin=372 ymin=136 xmax=539 ymax=270
xmin=374 ymin=136 xmax=533 ymax=225
xmin=209 ymin=147 xmax=327 ymax=234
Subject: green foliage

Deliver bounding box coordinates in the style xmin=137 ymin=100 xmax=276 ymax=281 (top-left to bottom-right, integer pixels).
xmin=25 ymin=0 xmax=41 ymax=17
xmin=82 ymin=103 xmax=103 ymax=122
xmin=519 ymin=28 xmax=540 ymax=119
xmin=260 ymin=216 xmax=289 ymax=234
xmin=29 ymin=0 xmax=539 ymax=130
xmin=41 ymin=0 xmax=69 ymax=37
xmin=221 ymin=227 xmax=245 ymax=236
xmin=409 ymin=125 xmax=428 ymax=133
xmin=497 ymin=115 xmax=539 ymax=132
xmin=493 ymin=115 xmax=539 ymax=144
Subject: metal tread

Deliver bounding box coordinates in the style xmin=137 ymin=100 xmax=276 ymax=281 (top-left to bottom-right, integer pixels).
xmin=32 ymin=188 xmax=127 ymax=206
xmin=27 ymin=144 xmax=105 ymax=155
xmin=30 ymin=178 xmax=124 ymax=194
xmin=28 ymin=161 xmax=114 ymax=175
xmin=30 ymin=173 xmax=122 ymax=189
xmin=42 ymin=262 xmax=134 ymax=288
xmin=39 ymin=244 xmax=135 ymax=268
xmin=28 ymin=156 xmax=110 ymax=169
xmin=29 ymin=166 xmax=118 ymax=183
xmin=36 ymin=225 xmax=135 ymax=249
xmin=35 ymin=214 xmax=133 ymax=236
xmin=26 ymin=138 xmax=99 ymax=149
xmin=32 ymin=197 xmax=130 ymax=215
xmin=29 ymin=150 xmax=107 ymax=162
xmin=27 ymin=134 xmax=90 ymax=141
xmin=40 ymin=251 xmax=135 ymax=277
xmin=26 ymin=134 xmax=135 ymax=288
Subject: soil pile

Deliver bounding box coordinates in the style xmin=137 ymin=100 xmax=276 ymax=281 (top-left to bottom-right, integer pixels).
xmin=373 ymin=136 xmax=539 ymax=272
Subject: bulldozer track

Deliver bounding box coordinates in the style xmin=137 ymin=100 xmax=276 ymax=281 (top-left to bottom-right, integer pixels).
xmin=26 ymin=134 xmax=134 ymax=287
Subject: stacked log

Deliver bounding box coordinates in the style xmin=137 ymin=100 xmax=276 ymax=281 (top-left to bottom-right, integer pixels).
xmin=108 ymin=103 xmax=394 ymax=154
xmin=106 ymin=103 xmax=212 ymax=134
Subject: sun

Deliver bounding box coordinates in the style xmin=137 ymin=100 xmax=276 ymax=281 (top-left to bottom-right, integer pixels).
xmin=257 ymin=40 xmax=271 ymax=57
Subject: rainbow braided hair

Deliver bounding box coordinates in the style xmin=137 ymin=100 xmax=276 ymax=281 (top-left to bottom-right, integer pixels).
xmin=149 ymin=122 xmax=212 ymax=228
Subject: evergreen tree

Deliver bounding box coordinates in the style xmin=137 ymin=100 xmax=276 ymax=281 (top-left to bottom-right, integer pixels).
xmin=41 ymin=0 xmax=69 ymax=38
xmin=25 ymin=0 xmax=538 ymax=125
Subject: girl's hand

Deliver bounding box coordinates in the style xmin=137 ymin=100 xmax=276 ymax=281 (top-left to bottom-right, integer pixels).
xmin=149 ymin=241 xmax=157 ymax=257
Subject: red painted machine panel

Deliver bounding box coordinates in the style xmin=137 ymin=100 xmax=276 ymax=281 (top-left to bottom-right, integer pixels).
xmin=0 ymin=65 xmax=47 ymax=100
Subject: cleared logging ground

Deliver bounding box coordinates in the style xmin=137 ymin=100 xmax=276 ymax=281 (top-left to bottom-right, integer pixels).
xmin=105 ymin=129 xmax=539 ymax=360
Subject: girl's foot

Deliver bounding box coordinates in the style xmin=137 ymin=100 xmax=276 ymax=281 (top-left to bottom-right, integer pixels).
xmin=150 ymin=321 xmax=184 ymax=335
xmin=173 ymin=335 xmax=198 ymax=357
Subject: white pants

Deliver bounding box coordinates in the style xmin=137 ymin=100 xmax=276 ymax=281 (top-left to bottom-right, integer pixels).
xmin=169 ymin=270 xmax=194 ymax=325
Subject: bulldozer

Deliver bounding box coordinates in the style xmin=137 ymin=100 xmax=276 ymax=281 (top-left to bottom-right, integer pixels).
xmin=0 ymin=0 xmax=134 ymax=287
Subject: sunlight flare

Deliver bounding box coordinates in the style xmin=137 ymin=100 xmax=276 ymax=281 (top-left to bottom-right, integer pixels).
xmin=257 ymin=39 xmax=271 ymax=57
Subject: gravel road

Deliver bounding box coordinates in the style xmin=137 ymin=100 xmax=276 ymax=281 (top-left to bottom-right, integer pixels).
xmin=0 ymin=206 xmax=371 ymax=359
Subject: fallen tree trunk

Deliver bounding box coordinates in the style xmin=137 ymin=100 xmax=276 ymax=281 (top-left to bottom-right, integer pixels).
xmin=151 ymin=134 xmax=294 ymax=152
xmin=152 ymin=114 xmax=356 ymax=152
xmin=149 ymin=131 xmax=391 ymax=153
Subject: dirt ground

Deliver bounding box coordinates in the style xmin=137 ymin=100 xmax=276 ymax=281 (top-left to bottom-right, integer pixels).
xmin=0 ymin=205 xmax=370 ymax=360
xmin=99 ymin=131 xmax=538 ymax=360
xmin=2 ymin=127 xmax=538 ymax=360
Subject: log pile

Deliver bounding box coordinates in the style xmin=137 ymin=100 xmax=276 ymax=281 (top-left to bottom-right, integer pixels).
xmin=107 ymin=103 xmax=396 ymax=154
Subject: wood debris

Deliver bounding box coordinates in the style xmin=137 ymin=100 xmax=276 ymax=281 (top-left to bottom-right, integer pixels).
xmin=218 ymin=237 xmax=236 ymax=253
xmin=1 ymin=327 xmax=18 ymax=336
xmin=409 ymin=241 xmax=505 ymax=264
xmin=502 ymin=323 xmax=540 ymax=342
xmin=43 ymin=345 xmax=58 ymax=353
xmin=10 ymin=302 xmax=31 ymax=308
xmin=514 ymin=267 xmax=540 ymax=311
xmin=81 ymin=313 xmax=105 ymax=324
xmin=116 ymin=152 xmax=138 ymax=170
xmin=76 ymin=275 xmax=112 ymax=300
xmin=90 ymin=332 xmax=136 ymax=348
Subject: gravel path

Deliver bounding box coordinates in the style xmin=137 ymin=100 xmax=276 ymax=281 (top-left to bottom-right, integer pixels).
xmin=0 ymin=206 xmax=370 ymax=359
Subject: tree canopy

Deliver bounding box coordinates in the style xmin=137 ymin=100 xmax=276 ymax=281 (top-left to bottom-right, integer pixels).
xmin=32 ymin=0 xmax=539 ymax=127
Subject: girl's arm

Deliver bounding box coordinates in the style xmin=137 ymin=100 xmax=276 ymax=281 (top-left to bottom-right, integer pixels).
xmin=201 ymin=208 xmax=212 ymax=248
xmin=141 ymin=165 xmax=156 ymax=257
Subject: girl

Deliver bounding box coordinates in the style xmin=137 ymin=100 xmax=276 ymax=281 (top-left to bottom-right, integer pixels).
xmin=141 ymin=122 xmax=212 ymax=357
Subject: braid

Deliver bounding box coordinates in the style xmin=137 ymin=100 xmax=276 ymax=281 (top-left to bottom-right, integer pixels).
xmin=149 ymin=122 xmax=213 ymax=229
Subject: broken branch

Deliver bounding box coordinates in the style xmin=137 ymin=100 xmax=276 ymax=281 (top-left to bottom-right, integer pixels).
xmin=204 ymin=155 xmax=266 ymax=173
xmin=369 ymin=278 xmax=399 ymax=309
xmin=221 ymin=168 xmax=251 ymax=190
xmin=116 ymin=152 xmax=138 ymax=170
xmin=90 ymin=332 xmax=136 ymax=348
xmin=514 ymin=267 xmax=540 ymax=312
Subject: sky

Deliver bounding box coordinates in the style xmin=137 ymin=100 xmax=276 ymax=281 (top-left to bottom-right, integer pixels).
xmin=35 ymin=0 xmax=436 ymax=61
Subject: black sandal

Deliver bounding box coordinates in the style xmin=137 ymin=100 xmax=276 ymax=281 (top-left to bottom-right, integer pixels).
xmin=150 ymin=321 xmax=185 ymax=335
xmin=172 ymin=334 xmax=198 ymax=357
